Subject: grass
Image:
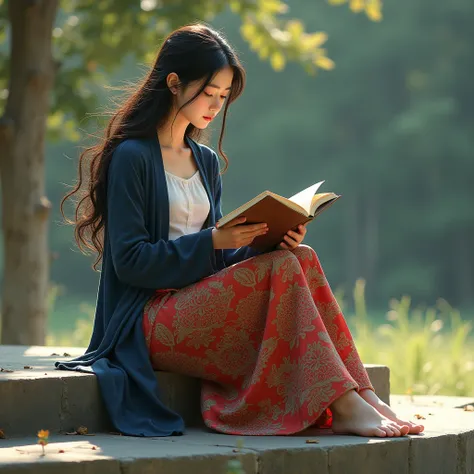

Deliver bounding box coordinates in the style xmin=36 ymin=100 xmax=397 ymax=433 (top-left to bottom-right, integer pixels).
xmin=45 ymin=279 xmax=474 ymax=397
xmin=344 ymin=279 xmax=474 ymax=397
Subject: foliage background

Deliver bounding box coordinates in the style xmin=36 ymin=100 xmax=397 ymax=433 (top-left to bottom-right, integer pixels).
xmin=0 ymin=0 xmax=473 ymax=339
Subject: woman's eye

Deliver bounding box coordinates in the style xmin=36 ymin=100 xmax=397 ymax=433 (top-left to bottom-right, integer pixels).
xmin=204 ymin=92 xmax=228 ymax=100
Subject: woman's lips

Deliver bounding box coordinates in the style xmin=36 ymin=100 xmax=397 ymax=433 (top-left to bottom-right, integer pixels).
xmin=203 ymin=116 xmax=213 ymax=121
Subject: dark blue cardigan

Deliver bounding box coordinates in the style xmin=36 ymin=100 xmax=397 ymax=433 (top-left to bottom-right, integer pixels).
xmin=56 ymin=135 xmax=265 ymax=436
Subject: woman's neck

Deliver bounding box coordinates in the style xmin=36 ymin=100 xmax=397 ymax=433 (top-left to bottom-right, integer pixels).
xmin=157 ymin=113 xmax=190 ymax=152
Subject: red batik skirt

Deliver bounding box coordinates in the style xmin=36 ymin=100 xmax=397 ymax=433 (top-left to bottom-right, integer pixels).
xmin=142 ymin=245 xmax=374 ymax=435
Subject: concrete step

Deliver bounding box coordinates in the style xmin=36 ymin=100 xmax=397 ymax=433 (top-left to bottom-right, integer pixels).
xmin=0 ymin=395 xmax=473 ymax=473
xmin=0 ymin=345 xmax=390 ymax=439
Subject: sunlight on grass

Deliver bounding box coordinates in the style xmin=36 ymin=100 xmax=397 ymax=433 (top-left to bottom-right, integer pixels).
xmin=348 ymin=279 xmax=474 ymax=397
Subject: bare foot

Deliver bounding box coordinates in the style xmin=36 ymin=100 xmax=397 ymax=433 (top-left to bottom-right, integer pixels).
xmin=330 ymin=389 xmax=410 ymax=438
xmin=358 ymin=389 xmax=424 ymax=434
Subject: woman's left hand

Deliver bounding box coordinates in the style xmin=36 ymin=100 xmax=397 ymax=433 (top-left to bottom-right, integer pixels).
xmin=276 ymin=223 xmax=307 ymax=251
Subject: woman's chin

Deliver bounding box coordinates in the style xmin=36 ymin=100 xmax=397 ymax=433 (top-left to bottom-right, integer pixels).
xmin=193 ymin=118 xmax=212 ymax=129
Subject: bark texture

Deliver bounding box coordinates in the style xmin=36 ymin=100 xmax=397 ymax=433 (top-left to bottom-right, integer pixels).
xmin=0 ymin=0 xmax=58 ymax=344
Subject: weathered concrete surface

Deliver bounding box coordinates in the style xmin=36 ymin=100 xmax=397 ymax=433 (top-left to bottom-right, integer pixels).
xmin=0 ymin=345 xmax=390 ymax=437
xmin=0 ymin=395 xmax=473 ymax=474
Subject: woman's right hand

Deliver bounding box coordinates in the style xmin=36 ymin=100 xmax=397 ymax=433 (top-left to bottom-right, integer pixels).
xmin=212 ymin=217 xmax=268 ymax=249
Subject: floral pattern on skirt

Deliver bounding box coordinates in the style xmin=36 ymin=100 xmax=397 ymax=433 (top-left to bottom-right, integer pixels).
xmin=142 ymin=245 xmax=374 ymax=435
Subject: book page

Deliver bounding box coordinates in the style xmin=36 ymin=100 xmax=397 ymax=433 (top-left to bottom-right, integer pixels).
xmin=288 ymin=181 xmax=325 ymax=215
xmin=310 ymin=193 xmax=339 ymax=215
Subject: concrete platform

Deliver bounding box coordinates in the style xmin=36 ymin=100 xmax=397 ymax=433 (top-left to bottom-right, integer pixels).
xmin=0 ymin=346 xmax=390 ymax=438
xmin=0 ymin=395 xmax=473 ymax=473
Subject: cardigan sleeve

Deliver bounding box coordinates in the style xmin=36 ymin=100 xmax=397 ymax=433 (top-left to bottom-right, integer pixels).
xmin=106 ymin=142 xmax=218 ymax=289
xmin=211 ymin=151 xmax=271 ymax=267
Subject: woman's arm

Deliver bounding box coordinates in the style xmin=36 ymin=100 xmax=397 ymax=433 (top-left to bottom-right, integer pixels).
xmin=107 ymin=142 xmax=218 ymax=289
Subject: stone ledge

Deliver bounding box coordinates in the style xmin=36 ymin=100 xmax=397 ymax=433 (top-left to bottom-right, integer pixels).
xmin=0 ymin=396 xmax=473 ymax=474
xmin=0 ymin=345 xmax=389 ymax=438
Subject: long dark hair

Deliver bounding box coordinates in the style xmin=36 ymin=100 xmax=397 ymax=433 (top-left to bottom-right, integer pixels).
xmin=61 ymin=22 xmax=246 ymax=270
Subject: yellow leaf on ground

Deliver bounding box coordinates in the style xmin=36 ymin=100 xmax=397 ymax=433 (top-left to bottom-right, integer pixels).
xmin=37 ymin=430 xmax=49 ymax=439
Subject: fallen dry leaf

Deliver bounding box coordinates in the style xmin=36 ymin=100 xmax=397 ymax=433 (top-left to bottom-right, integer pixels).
xmin=50 ymin=353 xmax=60 ymax=356
xmin=63 ymin=353 xmax=71 ymax=357
xmin=306 ymin=439 xmax=320 ymax=444
xmin=232 ymin=448 xmax=240 ymax=453
xmin=464 ymin=405 xmax=474 ymax=412
xmin=414 ymin=414 xmax=426 ymax=420
xmin=24 ymin=366 xmax=33 ymax=370
xmin=66 ymin=426 xmax=95 ymax=436
xmin=0 ymin=429 xmax=5 ymax=439
xmin=0 ymin=368 xmax=14 ymax=373
xmin=91 ymin=446 xmax=97 ymax=450
xmin=58 ymin=449 xmax=65 ymax=454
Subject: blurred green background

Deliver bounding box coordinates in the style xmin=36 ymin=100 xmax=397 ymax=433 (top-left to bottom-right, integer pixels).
xmin=1 ymin=0 xmax=473 ymax=394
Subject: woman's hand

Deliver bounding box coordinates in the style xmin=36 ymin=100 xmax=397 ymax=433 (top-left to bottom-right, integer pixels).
xmin=276 ymin=223 xmax=307 ymax=251
xmin=212 ymin=216 xmax=268 ymax=249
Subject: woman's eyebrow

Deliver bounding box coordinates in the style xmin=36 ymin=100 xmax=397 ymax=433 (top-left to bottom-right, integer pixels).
xmin=207 ymin=83 xmax=231 ymax=90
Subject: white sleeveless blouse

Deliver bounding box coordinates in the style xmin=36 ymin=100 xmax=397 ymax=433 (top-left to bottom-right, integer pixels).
xmin=164 ymin=169 xmax=211 ymax=240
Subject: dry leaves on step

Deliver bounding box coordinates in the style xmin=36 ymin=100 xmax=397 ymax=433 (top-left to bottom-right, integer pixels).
xmin=414 ymin=414 xmax=426 ymax=420
xmin=306 ymin=439 xmax=320 ymax=444
xmin=464 ymin=405 xmax=474 ymax=412
xmin=0 ymin=368 xmax=14 ymax=373
xmin=65 ymin=426 xmax=94 ymax=436
xmin=24 ymin=366 xmax=33 ymax=370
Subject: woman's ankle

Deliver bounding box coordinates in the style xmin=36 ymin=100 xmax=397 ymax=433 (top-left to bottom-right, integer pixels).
xmin=330 ymin=388 xmax=360 ymax=416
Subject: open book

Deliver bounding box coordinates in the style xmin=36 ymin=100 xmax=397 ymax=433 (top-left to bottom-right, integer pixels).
xmin=216 ymin=181 xmax=341 ymax=252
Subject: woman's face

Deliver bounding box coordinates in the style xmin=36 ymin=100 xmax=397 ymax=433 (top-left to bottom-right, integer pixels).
xmin=174 ymin=66 xmax=234 ymax=129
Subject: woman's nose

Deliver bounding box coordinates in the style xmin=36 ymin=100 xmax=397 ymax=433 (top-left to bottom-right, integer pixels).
xmin=210 ymin=99 xmax=220 ymax=112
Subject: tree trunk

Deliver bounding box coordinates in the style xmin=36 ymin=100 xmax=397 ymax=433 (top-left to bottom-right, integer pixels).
xmin=0 ymin=0 xmax=58 ymax=345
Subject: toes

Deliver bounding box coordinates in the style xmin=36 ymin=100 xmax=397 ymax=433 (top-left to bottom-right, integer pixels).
xmin=389 ymin=424 xmax=402 ymax=437
xmin=399 ymin=425 xmax=410 ymax=436
xmin=408 ymin=421 xmax=424 ymax=434
xmin=375 ymin=428 xmax=387 ymax=437
xmin=381 ymin=426 xmax=394 ymax=437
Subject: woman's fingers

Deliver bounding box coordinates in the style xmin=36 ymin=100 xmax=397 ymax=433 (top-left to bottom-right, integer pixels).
xmin=238 ymin=223 xmax=268 ymax=236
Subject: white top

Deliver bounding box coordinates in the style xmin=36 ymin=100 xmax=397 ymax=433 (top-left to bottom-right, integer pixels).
xmin=164 ymin=169 xmax=211 ymax=240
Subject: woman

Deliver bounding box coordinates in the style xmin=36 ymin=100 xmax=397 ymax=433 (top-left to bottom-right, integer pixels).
xmin=58 ymin=23 xmax=423 ymax=438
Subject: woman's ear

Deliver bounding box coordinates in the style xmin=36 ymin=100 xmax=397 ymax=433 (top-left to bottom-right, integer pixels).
xmin=166 ymin=72 xmax=179 ymax=94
